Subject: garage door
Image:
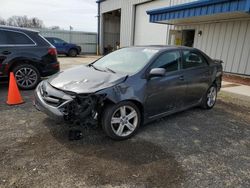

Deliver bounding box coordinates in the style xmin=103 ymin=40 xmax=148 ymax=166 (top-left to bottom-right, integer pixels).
xmin=134 ymin=1 xmax=170 ymax=46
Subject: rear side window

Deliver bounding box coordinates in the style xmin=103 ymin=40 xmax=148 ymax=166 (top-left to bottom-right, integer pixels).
xmin=53 ymin=38 xmax=65 ymax=44
xmin=151 ymin=51 xmax=181 ymax=73
xmin=182 ymin=50 xmax=208 ymax=69
xmin=0 ymin=30 xmax=35 ymax=45
xmin=0 ymin=30 xmax=8 ymax=44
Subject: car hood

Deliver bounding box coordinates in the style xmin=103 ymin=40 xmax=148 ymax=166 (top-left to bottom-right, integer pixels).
xmin=48 ymin=65 xmax=127 ymax=93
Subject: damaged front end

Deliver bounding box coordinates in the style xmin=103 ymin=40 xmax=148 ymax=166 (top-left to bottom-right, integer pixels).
xmin=63 ymin=93 xmax=105 ymax=125
xmin=34 ymin=81 xmax=105 ymax=125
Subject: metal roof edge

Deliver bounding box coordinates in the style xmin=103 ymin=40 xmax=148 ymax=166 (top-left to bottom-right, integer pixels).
xmin=146 ymin=0 xmax=247 ymax=15
xmin=96 ymin=0 xmax=106 ymax=3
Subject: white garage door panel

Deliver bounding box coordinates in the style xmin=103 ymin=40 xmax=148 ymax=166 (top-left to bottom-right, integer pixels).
xmin=134 ymin=1 xmax=170 ymax=46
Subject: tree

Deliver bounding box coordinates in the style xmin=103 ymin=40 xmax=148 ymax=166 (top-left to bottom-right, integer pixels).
xmin=29 ymin=17 xmax=44 ymax=28
xmin=0 ymin=17 xmax=6 ymax=25
xmin=0 ymin=15 xmax=59 ymax=29
xmin=50 ymin=26 xmax=60 ymax=30
xmin=6 ymin=15 xmax=44 ymax=28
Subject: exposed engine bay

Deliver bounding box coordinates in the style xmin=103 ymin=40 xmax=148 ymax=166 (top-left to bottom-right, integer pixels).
xmin=63 ymin=94 xmax=105 ymax=126
xmin=34 ymin=80 xmax=108 ymax=127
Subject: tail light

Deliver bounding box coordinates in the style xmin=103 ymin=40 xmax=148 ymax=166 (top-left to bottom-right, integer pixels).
xmin=52 ymin=63 xmax=60 ymax=69
xmin=48 ymin=47 xmax=57 ymax=55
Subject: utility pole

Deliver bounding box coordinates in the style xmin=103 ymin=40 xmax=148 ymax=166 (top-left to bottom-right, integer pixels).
xmin=69 ymin=25 xmax=73 ymax=43
xmin=97 ymin=0 xmax=102 ymax=55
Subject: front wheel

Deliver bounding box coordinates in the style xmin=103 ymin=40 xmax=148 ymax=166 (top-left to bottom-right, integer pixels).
xmin=201 ymin=84 xmax=217 ymax=109
xmin=101 ymin=101 xmax=141 ymax=140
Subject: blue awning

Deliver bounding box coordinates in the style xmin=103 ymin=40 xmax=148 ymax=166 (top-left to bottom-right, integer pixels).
xmin=147 ymin=0 xmax=250 ymax=25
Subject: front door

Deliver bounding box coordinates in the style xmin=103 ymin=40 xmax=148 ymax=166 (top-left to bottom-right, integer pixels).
xmin=145 ymin=50 xmax=187 ymax=117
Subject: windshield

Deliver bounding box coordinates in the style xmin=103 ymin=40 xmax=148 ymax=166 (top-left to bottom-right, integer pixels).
xmin=93 ymin=48 xmax=159 ymax=74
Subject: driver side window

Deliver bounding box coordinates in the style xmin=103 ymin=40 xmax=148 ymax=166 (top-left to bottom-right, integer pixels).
xmin=151 ymin=51 xmax=181 ymax=73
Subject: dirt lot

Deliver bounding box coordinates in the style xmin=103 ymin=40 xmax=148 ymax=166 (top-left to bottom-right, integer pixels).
xmin=0 ymin=56 xmax=250 ymax=188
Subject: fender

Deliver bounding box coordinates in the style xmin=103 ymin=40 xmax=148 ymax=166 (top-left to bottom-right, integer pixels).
xmin=4 ymin=52 xmax=43 ymax=76
xmin=96 ymin=82 xmax=144 ymax=106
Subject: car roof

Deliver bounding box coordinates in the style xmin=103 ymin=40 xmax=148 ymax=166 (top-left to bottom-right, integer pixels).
xmin=0 ymin=25 xmax=39 ymax=33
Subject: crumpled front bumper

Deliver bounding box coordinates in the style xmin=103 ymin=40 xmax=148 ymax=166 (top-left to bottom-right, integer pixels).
xmin=33 ymin=81 xmax=73 ymax=122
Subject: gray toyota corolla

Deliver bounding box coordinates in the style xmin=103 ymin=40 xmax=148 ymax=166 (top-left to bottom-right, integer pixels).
xmin=34 ymin=46 xmax=223 ymax=140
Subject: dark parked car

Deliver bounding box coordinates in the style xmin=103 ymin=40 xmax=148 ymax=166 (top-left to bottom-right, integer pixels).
xmin=45 ymin=37 xmax=81 ymax=57
xmin=0 ymin=26 xmax=60 ymax=89
xmin=34 ymin=46 xmax=223 ymax=140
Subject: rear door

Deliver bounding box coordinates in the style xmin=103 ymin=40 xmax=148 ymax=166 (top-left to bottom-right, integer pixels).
xmin=145 ymin=50 xmax=187 ymax=117
xmin=0 ymin=30 xmax=8 ymax=76
xmin=0 ymin=29 xmax=36 ymax=77
xmin=181 ymin=49 xmax=211 ymax=106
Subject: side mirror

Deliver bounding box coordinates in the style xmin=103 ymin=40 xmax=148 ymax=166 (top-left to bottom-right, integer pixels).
xmin=148 ymin=68 xmax=166 ymax=78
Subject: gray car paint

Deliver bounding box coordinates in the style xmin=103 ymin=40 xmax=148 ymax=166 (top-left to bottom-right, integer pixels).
xmin=48 ymin=65 xmax=127 ymax=93
xmin=36 ymin=46 xmax=223 ymax=124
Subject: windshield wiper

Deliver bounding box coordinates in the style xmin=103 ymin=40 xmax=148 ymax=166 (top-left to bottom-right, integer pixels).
xmin=105 ymin=67 xmax=116 ymax=73
xmin=88 ymin=64 xmax=104 ymax=72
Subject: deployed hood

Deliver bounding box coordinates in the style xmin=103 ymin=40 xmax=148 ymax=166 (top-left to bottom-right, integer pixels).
xmin=48 ymin=65 xmax=127 ymax=93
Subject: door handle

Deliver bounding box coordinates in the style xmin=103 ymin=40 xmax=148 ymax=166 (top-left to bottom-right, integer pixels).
xmin=2 ymin=51 xmax=11 ymax=55
xmin=179 ymin=75 xmax=184 ymax=81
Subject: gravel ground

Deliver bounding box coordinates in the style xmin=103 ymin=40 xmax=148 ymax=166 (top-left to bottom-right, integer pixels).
xmin=0 ymin=57 xmax=250 ymax=188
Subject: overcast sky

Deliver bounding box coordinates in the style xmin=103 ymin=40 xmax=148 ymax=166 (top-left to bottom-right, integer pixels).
xmin=0 ymin=0 xmax=97 ymax=32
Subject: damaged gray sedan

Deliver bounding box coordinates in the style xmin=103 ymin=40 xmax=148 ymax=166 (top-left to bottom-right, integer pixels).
xmin=34 ymin=46 xmax=222 ymax=140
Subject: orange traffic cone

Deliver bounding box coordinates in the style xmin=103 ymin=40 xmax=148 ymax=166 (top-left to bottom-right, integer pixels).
xmin=6 ymin=72 xmax=24 ymax=105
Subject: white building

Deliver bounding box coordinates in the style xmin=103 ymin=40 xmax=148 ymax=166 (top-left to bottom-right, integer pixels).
xmin=97 ymin=0 xmax=250 ymax=76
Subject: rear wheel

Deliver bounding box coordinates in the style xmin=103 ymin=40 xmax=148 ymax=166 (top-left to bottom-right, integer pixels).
xmin=102 ymin=101 xmax=141 ymax=140
xmin=201 ymin=84 xmax=217 ymax=109
xmin=13 ymin=64 xmax=40 ymax=90
xmin=68 ymin=49 xmax=78 ymax=57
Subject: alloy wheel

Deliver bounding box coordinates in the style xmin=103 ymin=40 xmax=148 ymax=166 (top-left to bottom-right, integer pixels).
xmin=111 ymin=105 xmax=138 ymax=137
xmin=207 ymin=86 xmax=217 ymax=107
xmin=69 ymin=49 xmax=77 ymax=57
xmin=15 ymin=67 xmax=38 ymax=88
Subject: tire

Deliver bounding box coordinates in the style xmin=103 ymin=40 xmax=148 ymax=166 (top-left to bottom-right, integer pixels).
xmin=13 ymin=64 xmax=40 ymax=90
xmin=201 ymin=84 xmax=217 ymax=109
xmin=68 ymin=49 xmax=78 ymax=57
xmin=101 ymin=101 xmax=141 ymax=140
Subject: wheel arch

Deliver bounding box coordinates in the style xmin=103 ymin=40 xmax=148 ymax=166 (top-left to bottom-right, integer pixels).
xmin=8 ymin=59 xmax=41 ymax=74
xmin=68 ymin=47 xmax=79 ymax=54
xmin=213 ymin=74 xmax=222 ymax=91
xmin=101 ymin=98 xmax=144 ymax=121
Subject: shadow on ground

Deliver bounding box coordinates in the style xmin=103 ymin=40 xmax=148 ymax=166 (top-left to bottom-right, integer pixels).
xmin=41 ymin=118 xmax=184 ymax=187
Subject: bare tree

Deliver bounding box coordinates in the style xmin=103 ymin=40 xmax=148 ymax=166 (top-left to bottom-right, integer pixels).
xmin=6 ymin=15 xmax=44 ymax=28
xmin=29 ymin=17 xmax=44 ymax=28
xmin=50 ymin=26 xmax=60 ymax=30
xmin=0 ymin=17 xmax=6 ymax=25
xmin=7 ymin=16 xmax=27 ymax=27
